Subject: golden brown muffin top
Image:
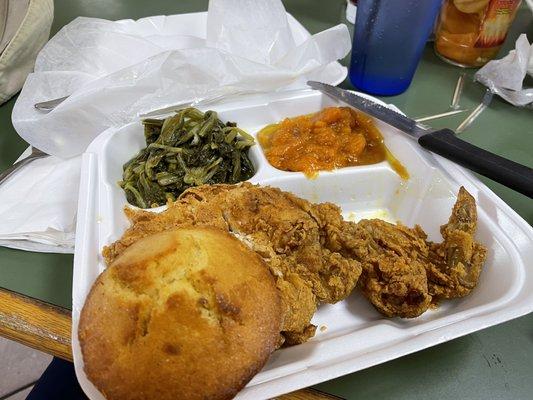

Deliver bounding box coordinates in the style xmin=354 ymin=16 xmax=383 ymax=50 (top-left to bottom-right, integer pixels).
xmin=79 ymin=227 xmax=281 ymax=400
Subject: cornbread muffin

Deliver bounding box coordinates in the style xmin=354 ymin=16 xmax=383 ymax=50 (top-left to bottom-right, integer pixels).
xmin=79 ymin=227 xmax=281 ymax=400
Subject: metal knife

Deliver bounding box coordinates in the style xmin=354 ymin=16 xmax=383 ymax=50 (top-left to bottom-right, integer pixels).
xmin=308 ymin=81 xmax=533 ymax=198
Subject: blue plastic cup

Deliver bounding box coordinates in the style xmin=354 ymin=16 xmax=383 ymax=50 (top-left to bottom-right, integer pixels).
xmin=349 ymin=0 xmax=443 ymax=96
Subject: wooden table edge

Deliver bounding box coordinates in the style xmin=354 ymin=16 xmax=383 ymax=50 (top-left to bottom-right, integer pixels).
xmin=0 ymin=286 xmax=344 ymax=400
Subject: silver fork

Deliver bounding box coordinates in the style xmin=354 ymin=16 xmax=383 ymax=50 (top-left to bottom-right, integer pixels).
xmin=0 ymin=147 xmax=49 ymax=186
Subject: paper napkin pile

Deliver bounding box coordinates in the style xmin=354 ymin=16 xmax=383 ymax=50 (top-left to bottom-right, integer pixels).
xmin=0 ymin=0 xmax=350 ymax=253
xmin=475 ymin=34 xmax=533 ymax=108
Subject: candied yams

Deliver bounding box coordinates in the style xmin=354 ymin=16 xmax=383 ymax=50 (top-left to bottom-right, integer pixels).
xmin=258 ymin=107 xmax=387 ymax=177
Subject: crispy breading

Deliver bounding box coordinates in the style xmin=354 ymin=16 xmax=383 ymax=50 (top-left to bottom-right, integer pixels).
xmin=426 ymin=187 xmax=487 ymax=299
xmin=336 ymin=187 xmax=487 ymax=318
xmin=104 ymin=183 xmax=363 ymax=345
xmin=103 ymin=184 xmax=487 ymax=336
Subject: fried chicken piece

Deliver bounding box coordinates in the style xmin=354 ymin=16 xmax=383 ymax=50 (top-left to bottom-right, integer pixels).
xmin=348 ymin=220 xmax=432 ymax=318
xmin=426 ymin=187 xmax=487 ymax=299
xmin=104 ymin=183 xmax=362 ymax=345
xmin=104 ymin=183 xmax=486 ymax=333
xmin=360 ymin=255 xmax=430 ymax=318
xmin=339 ymin=187 xmax=487 ymax=318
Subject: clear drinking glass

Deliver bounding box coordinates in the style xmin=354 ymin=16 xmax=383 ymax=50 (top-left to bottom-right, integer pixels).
xmin=349 ymin=0 xmax=443 ymax=96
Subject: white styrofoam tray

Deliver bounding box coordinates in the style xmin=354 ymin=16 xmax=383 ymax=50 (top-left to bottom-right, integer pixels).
xmin=72 ymin=87 xmax=533 ymax=400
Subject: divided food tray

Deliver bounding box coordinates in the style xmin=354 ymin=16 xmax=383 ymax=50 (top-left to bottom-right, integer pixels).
xmin=72 ymin=88 xmax=533 ymax=400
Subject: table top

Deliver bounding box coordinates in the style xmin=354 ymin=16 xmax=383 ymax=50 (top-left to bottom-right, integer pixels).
xmin=0 ymin=1 xmax=531 ymax=399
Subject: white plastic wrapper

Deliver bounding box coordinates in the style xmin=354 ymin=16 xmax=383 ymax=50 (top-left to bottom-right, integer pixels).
xmin=475 ymin=34 xmax=533 ymax=108
xmin=3 ymin=0 xmax=350 ymax=253
xmin=206 ymin=0 xmax=294 ymax=64
xmin=12 ymin=0 xmax=350 ymax=158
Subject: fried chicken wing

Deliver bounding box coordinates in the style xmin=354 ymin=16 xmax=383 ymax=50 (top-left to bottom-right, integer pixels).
xmin=346 ymin=220 xmax=432 ymax=318
xmin=104 ymin=183 xmax=362 ymax=345
xmin=343 ymin=187 xmax=487 ymax=318
xmin=359 ymin=255 xmax=430 ymax=318
xmin=425 ymin=187 xmax=487 ymax=299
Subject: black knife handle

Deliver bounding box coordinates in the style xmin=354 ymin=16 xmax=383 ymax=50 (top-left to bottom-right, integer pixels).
xmin=418 ymin=129 xmax=533 ymax=198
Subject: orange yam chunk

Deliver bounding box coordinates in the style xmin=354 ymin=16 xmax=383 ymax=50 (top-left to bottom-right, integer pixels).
xmin=258 ymin=107 xmax=386 ymax=177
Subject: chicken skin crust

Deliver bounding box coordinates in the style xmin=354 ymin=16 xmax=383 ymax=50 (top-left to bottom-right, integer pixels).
xmin=339 ymin=187 xmax=487 ymax=317
xmin=104 ymin=184 xmax=486 ymax=339
xmin=104 ymin=183 xmax=363 ymax=345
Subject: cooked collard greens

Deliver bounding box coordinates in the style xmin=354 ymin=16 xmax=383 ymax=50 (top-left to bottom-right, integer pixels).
xmin=120 ymin=107 xmax=255 ymax=208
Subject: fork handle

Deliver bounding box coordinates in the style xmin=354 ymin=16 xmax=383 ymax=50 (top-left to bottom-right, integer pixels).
xmin=0 ymin=153 xmax=47 ymax=186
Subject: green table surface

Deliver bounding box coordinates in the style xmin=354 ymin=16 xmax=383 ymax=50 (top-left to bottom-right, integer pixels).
xmin=0 ymin=1 xmax=531 ymax=399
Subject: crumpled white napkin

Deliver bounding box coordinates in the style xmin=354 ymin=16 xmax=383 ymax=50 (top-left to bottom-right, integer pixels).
xmin=475 ymin=34 xmax=533 ymax=108
xmin=1 ymin=0 xmax=351 ymax=253
xmin=0 ymin=150 xmax=80 ymax=252
xmin=12 ymin=1 xmax=350 ymax=158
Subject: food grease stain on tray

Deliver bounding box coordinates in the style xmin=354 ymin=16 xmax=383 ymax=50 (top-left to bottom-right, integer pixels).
xmin=344 ymin=209 xmax=394 ymax=223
